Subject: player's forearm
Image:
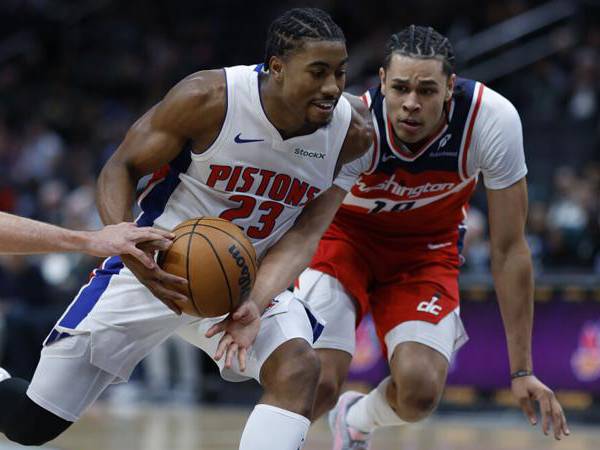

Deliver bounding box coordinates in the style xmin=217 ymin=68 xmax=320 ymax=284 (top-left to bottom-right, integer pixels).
xmin=491 ymin=239 xmax=534 ymax=373
xmin=248 ymin=231 xmax=319 ymax=313
xmin=0 ymin=212 xmax=90 ymax=254
xmin=96 ymin=160 xmax=138 ymax=225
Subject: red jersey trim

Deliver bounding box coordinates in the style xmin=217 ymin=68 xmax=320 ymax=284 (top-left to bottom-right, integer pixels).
xmin=460 ymin=83 xmax=485 ymax=180
xmin=361 ymin=90 xmax=372 ymax=108
xmin=365 ymin=109 xmax=381 ymax=174
xmin=137 ymin=165 xmax=170 ymax=205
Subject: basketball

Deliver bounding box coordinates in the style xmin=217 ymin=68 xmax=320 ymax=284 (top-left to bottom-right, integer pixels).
xmin=158 ymin=217 xmax=257 ymax=317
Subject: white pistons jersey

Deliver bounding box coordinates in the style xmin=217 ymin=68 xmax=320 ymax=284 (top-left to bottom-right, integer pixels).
xmin=137 ymin=64 xmax=352 ymax=258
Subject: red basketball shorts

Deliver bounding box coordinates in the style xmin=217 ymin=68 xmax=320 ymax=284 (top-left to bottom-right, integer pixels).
xmin=308 ymin=220 xmax=462 ymax=346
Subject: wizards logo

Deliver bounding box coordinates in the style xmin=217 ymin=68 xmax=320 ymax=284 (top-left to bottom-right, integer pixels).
xmin=571 ymin=321 xmax=600 ymax=382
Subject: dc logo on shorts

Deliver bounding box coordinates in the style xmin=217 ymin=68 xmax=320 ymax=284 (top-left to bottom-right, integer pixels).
xmin=417 ymin=294 xmax=442 ymax=316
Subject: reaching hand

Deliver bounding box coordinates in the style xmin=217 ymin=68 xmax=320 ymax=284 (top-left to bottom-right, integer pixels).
xmin=205 ymin=301 xmax=262 ymax=372
xmin=85 ymin=222 xmax=174 ymax=268
xmin=511 ymin=375 xmax=570 ymax=440
xmin=121 ymin=253 xmax=189 ymax=315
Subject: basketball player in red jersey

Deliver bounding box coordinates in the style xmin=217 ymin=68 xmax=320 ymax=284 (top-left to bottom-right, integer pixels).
xmin=295 ymin=26 xmax=569 ymax=449
xmin=0 ymin=211 xmax=173 ymax=268
xmin=0 ymin=8 xmax=372 ymax=450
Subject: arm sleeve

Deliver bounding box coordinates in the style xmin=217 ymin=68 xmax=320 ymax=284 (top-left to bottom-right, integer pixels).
xmin=333 ymin=145 xmax=374 ymax=191
xmin=468 ymin=88 xmax=528 ymax=190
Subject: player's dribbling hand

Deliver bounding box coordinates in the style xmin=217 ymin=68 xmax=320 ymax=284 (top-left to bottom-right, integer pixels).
xmin=205 ymin=300 xmax=261 ymax=372
xmin=85 ymin=222 xmax=174 ymax=269
xmin=511 ymin=375 xmax=570 ymax=440
xmin=121 ymin=253 xmax=190 ymax=315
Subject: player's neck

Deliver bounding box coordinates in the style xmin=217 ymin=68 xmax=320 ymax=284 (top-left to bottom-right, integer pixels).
xmin=259 ymin=74 xmax=318 ymax=139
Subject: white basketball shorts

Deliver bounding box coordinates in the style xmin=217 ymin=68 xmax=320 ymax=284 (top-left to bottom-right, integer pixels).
xmin=27 ymin=256 xmax=322 ymax=421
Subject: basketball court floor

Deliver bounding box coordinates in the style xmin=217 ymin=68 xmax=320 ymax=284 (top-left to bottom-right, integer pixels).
xmin=1 ymin=401 xmax=597 ymax=450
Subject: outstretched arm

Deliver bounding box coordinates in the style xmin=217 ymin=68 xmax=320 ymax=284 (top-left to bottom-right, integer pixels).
xmin=487 ymin=178 xmax=569 ymax=440
xmin=0 ymin=212 xmax=173 ymax=268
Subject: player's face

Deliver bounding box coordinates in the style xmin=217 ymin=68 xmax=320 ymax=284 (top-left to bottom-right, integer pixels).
xmin=380 ymin=54 xmax=455 ymax=144
xmin=279 ymin=40 xmax=348 ymax=127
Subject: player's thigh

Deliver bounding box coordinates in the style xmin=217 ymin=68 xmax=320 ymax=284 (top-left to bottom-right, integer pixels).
xmin=178 ymin=291 xmax=318 ymax=384
xmin=27 ymin=334 xmax=117 ymax=422
xmin=295 ymin=268 xmax=358 ymax=356
xmin=382 ymin=308 xmax=468 ymax=367
xmin=371 ymin=262 xmax=467 ymax=364
xmin=45 ymin=262 xmax=193 ymax=381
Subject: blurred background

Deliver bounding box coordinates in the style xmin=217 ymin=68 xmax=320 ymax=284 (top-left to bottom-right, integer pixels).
xmin=0 ymin=0 xmax=599 ymax=445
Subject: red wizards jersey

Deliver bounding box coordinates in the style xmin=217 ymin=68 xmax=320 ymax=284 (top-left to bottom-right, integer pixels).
xmin=337 ymin=78 xmax=485 ymax=242
xmin=303 ymin=78 xmax=526 ymax=337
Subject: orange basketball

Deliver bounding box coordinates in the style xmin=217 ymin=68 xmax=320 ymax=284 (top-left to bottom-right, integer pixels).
xmin=158 ymin=217 xmax=257 ymax=317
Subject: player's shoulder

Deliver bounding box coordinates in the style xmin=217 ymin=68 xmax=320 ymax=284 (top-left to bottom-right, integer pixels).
xmin=477 ymin=83 xmax=521 ymax=126
xmin=153 ymin=69 xmax=226 ymax=135
xmin=164 ymin=69 xmax=226 ymax=113
xmin=339 ymin=93 xmax=374 ymax=163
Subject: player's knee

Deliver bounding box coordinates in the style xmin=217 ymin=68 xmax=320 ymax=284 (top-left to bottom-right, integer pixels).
xmin=261 ymin=339 xmax=320 ymax=416
xmin=277 ymin=346 xmax=321 ymax=391
xmin=261 ymin=342 xmax=320 ymax=417
xmin=6 ymin=397 xmax=72 ymax=446
xmin=392 ymin=364 xmax=443 ymax=422
xmin=316 ymin=374 xmax=343 ymax=411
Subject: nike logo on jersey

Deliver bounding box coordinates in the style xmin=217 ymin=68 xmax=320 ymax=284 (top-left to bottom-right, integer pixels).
xmin=381 ymin=152 xmax=396 ymax=162
xmin=430 ymin=133 xmax=457 ymax=157
xmin=427 ymin=241 xmax=452 ymax=250
xmin=438 ymin=134 xmax=452 ymax=149
xmin=417 ymin=294 xmax=442 ymax=316
xmin=234 ymin=133 xmax=264 ymax=144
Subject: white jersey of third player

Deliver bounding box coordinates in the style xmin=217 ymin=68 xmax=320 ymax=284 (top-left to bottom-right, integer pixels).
xmin=136 ymin=64 xmax=352 ymax=258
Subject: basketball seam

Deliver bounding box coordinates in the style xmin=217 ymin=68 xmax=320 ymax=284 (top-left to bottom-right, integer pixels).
xmin=185 ymin=220 xmax=204 ymax=317
xmin=192 ymin=224 xmax=257 ymax=274
xmin=196 ymin=234 xmax=234 ymax=313
xmin=171 ymin=216 xmax=205 ymax=232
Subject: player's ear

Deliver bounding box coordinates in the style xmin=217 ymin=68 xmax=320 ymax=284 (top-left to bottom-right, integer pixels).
xmin=446 ymin=73 xmax=456 ymax=102
xmin=269 ymin=56 xmax=285 ymax=82
xmin=379 ymin=67 xmax=386 ymax=94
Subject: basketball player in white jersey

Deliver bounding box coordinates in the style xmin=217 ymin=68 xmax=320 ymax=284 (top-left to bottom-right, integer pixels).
xmin=0 ymin=8 xmax=372 ymax=450
xmin=0 ymin=211 xmax=173 ymax=268
xmin=295 ymin=26 xmax=569 ymax=449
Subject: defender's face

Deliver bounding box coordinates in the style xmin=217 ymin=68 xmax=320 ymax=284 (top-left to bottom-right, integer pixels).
xmin=279 ymin=40 xmax=348 ymax=127
xmin=381 ymin=54 xmax=455 ymax=144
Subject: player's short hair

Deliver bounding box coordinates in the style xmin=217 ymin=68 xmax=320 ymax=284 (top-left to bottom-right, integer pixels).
xmin=384 ymin=25 xmax=455 ymax=76
xmin=264 ymin=8 xmax=345 ymax=69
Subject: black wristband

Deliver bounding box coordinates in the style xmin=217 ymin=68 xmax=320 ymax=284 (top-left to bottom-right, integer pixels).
xmin=511 ymin=370 xmax=533 ymax=379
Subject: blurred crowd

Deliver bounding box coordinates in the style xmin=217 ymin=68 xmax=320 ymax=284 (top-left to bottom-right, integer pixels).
xmin=0 ymin=0 xmax=600 ymax=400
xmin=0 ymin=0 xmax=599 ymax=385
xmin=0 ymin=0 xmax=597 ymax=279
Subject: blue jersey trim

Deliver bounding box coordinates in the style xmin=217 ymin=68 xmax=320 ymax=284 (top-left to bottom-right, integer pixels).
xmin=45 ymin=256 xmax=124 ymax=344
xmin=305 ymin=306 xmax=324 ymax=343
xmin=137 ymin=145 xmax=192 ymax=227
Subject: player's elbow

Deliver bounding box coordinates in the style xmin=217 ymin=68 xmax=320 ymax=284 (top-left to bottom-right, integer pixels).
xmin=490 ymin=237 xmax=531 ymax=273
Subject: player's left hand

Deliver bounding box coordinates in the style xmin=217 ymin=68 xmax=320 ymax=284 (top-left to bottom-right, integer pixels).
xmin=511 ymin=375 xmax=570 ymax=440
xmin=205 ymin=300 xmax=261 ymax=372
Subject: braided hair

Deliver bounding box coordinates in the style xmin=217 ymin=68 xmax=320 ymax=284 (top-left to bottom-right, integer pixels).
xmin=384 ymin=25 xmax=455 ymax=76
xmin=264 ymin=8 xmax=345 ymax=69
